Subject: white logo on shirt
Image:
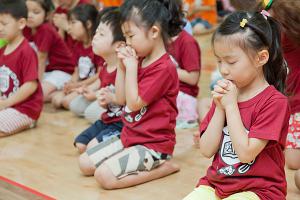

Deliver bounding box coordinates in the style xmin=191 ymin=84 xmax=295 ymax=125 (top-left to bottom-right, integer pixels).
xmin=124 ymin=106 xmax=147 ymax=123
xmin=78 ymin=56 xmax=95 ymax=79
xmin=0 ymin=65 xmax=19 ymax=98
xmin=218 ymin=126 xmax=255 ymax=176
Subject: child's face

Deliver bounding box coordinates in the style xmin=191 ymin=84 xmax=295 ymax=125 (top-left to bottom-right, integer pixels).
xmin=92 ymin=22 xmax=114 ymax=56
xmin=121 ymin=20 xmax=153 ymax=58
xmin=213 ymin=37 xmax=259 ymax=89
xmin=26 ymin=0 xmax=46 ymax=28
xmin=68 ymin=16 xmax=87 ymax=42
xmin=0 ymin=14 xmax=23 ymax=42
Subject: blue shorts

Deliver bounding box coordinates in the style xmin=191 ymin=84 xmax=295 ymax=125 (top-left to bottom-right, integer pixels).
xmin=74 ymin=120 xmax=123 ymax=146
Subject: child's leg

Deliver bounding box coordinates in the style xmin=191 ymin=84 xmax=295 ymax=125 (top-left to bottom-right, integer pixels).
xmin=84 ymin=100 xmax=107 ymax=123
xmin=51 ymin=91 xmax=65 ymax=108
xmin=69 ymin=95 xmax=92 ymax=117
xmin=295 ymin=169 xmax=300 ymax=190
xmin=61 ymin=91 xmax=79 ymax=109
xmin=285 ymin=113 xmax=300 ymax=169
xmin=94 ymin=145 xmax=180 ymax=189
xmin=78 ymin=136 xmax=124 ymax=176
xmin=42 ymin=82 xmax=57 ymax=102
xmin=0 ymin=108 xmax=35 ymax=137
xmin=74 ymin=120 xmax=109 ymax=153
xmin=223 ymin=191 xmax=260 ymax=200
xmin=182 ymin=185 xmax=220 ymax=200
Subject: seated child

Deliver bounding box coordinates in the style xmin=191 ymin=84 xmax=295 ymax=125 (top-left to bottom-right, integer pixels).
xmin=0 ymin=0 xmax=43 ymax=136
xmin=74 ymin=7 xmax=125 ymax=153
xmin=24 ymin=0 xmax=76 ymax=102
xmin=51 ymin=4 xmax=102 ymax=109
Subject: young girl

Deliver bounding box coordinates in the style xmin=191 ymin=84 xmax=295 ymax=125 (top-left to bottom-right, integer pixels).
xmin=184 ymin=11 xmax=289 ymax=200
xmin=169 ymin=29 xmax=201 ymax=129
xmin=51 ymin=4 xmax=101 ymax=109
xmin=73 ymin=7 xmax=125 ymax=153
xmin=24 ymin=0 xmax=76 ymax=101
xmin=78 ymin=0 xmax=185 ymax=189
xmin=0 ymin=0 xmax=43 ymax=136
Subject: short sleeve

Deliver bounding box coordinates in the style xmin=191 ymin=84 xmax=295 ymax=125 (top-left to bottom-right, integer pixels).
xmin=199 ymin=102 xmax=216 ymax=135
xmin=180 ymin=40 xmax=201 ymax=72
xmin=34 ymin=25 xmax=54 ymax=53
xmin=139 ymin=65 xmax=177 ymax=105
xmin=249 ymin=97 xmax=290 ymax=142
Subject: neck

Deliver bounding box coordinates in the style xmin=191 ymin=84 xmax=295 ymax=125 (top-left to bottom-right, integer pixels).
xmin=142 ymin=37 xmax=166 ymax=67
xmin=4 ymin=34 xmax=24 ymax=55
xmin=238 ymin=73 xmax=269 ymax=102
xmin=103 ymin=53 xmax=118 ymax=71
xmin=82 ymin=34 xmax=91 ymax=48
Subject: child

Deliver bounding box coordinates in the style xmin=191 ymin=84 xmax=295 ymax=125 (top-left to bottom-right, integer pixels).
xmin=0 ymin=0 xmax=43 ymax=136
xmin=78 ymin=0 xmax=184 ymax=189
xmin=24 ymin=0 xmax=76 ymax=101
xmin=183 ymin=11 xmax=290 ymax=200
xmin=169 ymin=29 xmax=201 ymax=129
xmin=73 ymin=7 xmax=125 ymax=153
xmin=51 ymin=4 xmax=101 ymax=109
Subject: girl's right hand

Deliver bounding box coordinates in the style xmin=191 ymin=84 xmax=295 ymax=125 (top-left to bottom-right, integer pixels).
xmin=116 ymin=45 xmax=138 ymax=70
xmin=211 ymin=80 xmax=229 ymax=108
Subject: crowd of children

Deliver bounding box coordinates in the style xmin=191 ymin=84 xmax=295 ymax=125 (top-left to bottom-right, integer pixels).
xmin=0 ymin=0 xmax=299 ymax=198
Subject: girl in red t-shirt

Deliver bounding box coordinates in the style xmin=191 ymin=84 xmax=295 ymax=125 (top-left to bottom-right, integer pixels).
xmin=184 ymin=11 xmax=289 ymax=200
xmin=24 ymin=0 xmax=76 ymax=101
xmin=78 ymin=0 xmax=185 ymax=189
xmin=51 ymin=4 xmax=101 ymax=109
xmin=0 ymin=0 xmax=43 ymax=136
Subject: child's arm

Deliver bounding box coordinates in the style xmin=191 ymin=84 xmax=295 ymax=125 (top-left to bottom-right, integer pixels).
xmin=115 ymin=64 xmax=126 ymax=105
xmin=37 ymin=51 xmax=48 ymax=80
xmin=219 ymin=80 xmax=268 ymax=163
xmin=177 ymin=68 xmax=200 ymax=85
xmin=0 ymin=81 xmax=38 ymax=110
xmin=199 ymin=103 xmax=225 ymax=158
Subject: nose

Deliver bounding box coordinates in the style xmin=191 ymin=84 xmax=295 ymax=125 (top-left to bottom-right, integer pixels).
xmin=219 ymin=64 xmax=229 ymax=77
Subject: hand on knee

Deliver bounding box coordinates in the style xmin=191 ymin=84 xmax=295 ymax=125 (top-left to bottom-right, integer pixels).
xmin=78 ymin=153 xmax=96 ymax=176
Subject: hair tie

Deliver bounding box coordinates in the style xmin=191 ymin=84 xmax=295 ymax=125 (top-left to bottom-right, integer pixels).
xmin=260 ymin=9 xmax=270 ymax=20
xmin=262 ymin=0 xmax=273 ymax=11
xmin=240 ymin=18 xmax=248 ymax=28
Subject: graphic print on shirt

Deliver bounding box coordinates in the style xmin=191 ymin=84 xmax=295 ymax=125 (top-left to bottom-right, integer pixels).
xmin=218 ymin=126 xmax=255 ymax=176
xmin=106 ymin=84 xmax=122 ymax=118
xmin=0 ymin=65 xmax=19 ymax=98
xmin=123 ymin=105 xmax=148 ymax=123
xmin=78 ymin=56 xmax=95 ymax=79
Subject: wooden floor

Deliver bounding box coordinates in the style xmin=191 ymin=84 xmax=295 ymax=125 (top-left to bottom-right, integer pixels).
xmin=0 ymin=34 xmax=299 ymax=200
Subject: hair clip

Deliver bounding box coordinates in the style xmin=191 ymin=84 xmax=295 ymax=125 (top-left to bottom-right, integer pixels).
xmin=262 ymin=0 xmax=273 ymax=11
xmin=240 ymin=18 xmax=248 ymax=28
xmin=260 ymin=9 xmax=270 ymax=19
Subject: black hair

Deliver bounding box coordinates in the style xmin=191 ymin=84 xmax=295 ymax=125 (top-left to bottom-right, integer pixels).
xmin=0 ymin=0 xmax=27 ymax=19
xmin=120 ymin=0 xmax=185 ymax=45
xmin=212 ymin=11 xmax=287 ymax=93
xmin=98 ymin=7 xmax=125 ymax=43
xmin=69 ymin=4 xmax=99 ymax=39
xmin=27 ymin=0 xmax=54 ymax=14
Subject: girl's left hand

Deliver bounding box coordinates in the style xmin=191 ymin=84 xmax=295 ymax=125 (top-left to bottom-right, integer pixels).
xmin=116 ymin=45 xmax=138 ymax=70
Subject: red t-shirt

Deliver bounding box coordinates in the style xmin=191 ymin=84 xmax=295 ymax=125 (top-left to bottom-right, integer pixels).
xmin=120 ymin=53 xmax=179 ymax=155
xmin=169 ymin=30 xmax=201 ymax=97
xmin=282 ymin=34 xmax=300 ymax=114
xmin=198 ymin=86 xmax=290 ymax=200
xmin=98 ymin=64 xmax=122 ymax=124
xmin=0 ymin=39 xmax=43 ymax=120
xmin=23 ymin=23 xmax=75 ymax=74
xmin=72 ymin=42 xmax=103 ymax=80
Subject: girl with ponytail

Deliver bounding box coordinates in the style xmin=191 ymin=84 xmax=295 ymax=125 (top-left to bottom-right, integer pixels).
xmin=184 ymin=11 xmax=289 ymax=200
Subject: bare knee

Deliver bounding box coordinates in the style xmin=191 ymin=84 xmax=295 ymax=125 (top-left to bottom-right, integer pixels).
xmin=78 ymin=153 xmax=96 ymax=176
xmin=285 ymin=149 xmax=300 ymax=170
xmin=75 ymin=143 xmax=87 ymax=154
xmin=94 ymin=164 xmax=118 ymax=190
xmin=62 ymin=98 xmax=71 ymax=109
xmin=295 ymin=169 xmax=300 ymax=191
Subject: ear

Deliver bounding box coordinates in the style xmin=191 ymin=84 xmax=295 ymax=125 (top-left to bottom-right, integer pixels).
xmin=86 ymin=20 xmax=92 ymax=30
xmin=256 ymin=49 xmax=269 ymax=67
xmin=149 ymin=25 xmax=160 ymax=40
xmin=18 ymin=18 xmax=27 ymax=30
